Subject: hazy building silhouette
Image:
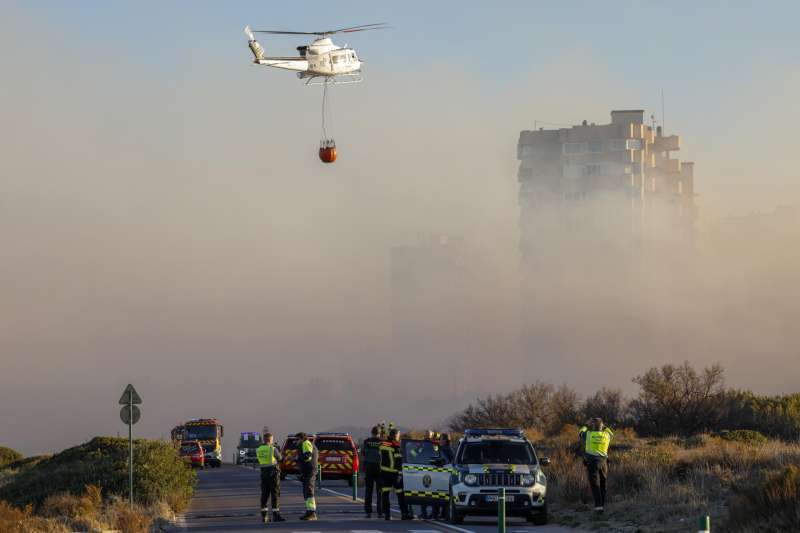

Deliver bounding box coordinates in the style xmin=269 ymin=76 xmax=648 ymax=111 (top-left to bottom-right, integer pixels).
xmin=517 ymin=109 xmax=696 ymax=272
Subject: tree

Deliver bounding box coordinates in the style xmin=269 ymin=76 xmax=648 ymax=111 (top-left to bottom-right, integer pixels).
xmin=630 ymin=361 xmax=725 ymax=436
xmin=581 ymin=387 xmax=630 ymax=428
xmin=448 ymin=381 xmax=580 ymax=435
xmin=546 ymin=384 xmax=581 ymax=433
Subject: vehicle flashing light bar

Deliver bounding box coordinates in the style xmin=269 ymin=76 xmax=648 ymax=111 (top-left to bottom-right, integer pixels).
xmin=464 ymin=428 xmax=525 ymax=438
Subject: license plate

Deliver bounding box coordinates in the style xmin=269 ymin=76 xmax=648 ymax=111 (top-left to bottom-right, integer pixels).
xmin=325 ymin=456 xmax=343 ymax=463
xmin=486 ymin=495 xmax=515 ymax=503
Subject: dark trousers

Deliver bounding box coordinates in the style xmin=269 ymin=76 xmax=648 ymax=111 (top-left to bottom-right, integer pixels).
xmin=380 ymin=471 xmax=406 ymax=518
xmin=585 ymin=457 xmax=608 ymax=508
xmin=260 ymin=467 xmax=280 ymax=511
xmin=300 ymin=467 xmax=316 ymax=509
xmin=364 ymin=462 xmax=382 ymax=515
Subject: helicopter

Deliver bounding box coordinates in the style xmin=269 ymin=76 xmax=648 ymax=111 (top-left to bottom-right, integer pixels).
xmin=243 ymin=23 xmax=387 ymax=85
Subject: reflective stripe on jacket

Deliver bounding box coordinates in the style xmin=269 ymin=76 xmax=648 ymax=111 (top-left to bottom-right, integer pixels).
xmin=379 ymin=442 xmax=401 ymax=473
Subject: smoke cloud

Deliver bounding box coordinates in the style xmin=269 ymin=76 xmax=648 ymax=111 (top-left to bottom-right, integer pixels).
xmin=1 ymin=5 xmax=797 ymax=456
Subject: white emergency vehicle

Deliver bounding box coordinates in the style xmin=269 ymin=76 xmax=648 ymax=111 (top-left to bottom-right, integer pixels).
xmin=401 ymin=428 xmax=550 ymax=525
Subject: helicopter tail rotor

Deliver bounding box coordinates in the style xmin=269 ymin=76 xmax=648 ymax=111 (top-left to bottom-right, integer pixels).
xmin=244 ymin=26 xmax=265 ymax=61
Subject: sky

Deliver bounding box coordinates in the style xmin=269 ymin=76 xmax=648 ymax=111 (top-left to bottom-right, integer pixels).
xmin=1 ymin=1 xmax=799 ymax=455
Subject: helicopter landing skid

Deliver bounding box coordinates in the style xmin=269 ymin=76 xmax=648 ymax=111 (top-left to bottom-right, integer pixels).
xmin=301 ymin=72 xmax=363 ymax=86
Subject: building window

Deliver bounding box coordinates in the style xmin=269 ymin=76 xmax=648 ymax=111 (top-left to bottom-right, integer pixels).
xmin=564 ymin=191 xmax=586 ymax=201
xmin=626 ymin=139 xmax=643 ymax=150
xmin=585 ymin=164 xmax=604 ymax=176
xmin=609 ymin=139 xmax=626 ymax=151
xmin=588 ymin=141 xmax=603 ymax=153
xmin=563 ymin=142 xmax=586 ymax=155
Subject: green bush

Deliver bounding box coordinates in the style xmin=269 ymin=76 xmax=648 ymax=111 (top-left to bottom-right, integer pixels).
xmin=720 ymin=429 xmax=768 ymax=446
xmin=0 ymin=437 xmax=195 ymax=511
xmin=726 ymin=465 xmax=800 ymax=531
xmin=0 ymin=447 xmax=23 ymax=468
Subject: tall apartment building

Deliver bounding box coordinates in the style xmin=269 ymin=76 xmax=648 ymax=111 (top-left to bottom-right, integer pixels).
xmin=517 ymin=109 xmax=696 ymax=269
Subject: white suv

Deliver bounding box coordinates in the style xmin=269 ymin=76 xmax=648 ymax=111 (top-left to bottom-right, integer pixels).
xmin=448 ymin=428 xmax=549 ymax=525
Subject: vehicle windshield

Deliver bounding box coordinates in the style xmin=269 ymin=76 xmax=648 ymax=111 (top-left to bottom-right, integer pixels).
xmin=316 ymin=438 xmax=353 ymax=451
xmin=180 ymin=443 xmax=199 ymax=453
xmin=457 ymin=440 xmax=534 ymax=465
xmin=184 ymin=426 xmax=217 ymax=441
xmin=402 ymin=440 xmax=442 ymax=464
xmin=239 ymin=434 xmax=262 ymax=447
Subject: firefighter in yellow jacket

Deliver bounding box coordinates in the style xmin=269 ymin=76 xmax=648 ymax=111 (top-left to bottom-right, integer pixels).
xmin=296 ymin=433 xmax=319 ymax=520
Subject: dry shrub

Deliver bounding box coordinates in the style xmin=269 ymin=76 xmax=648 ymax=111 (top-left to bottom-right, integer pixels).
xmin=0 ymin=500 xmax=27 ymax=527
xmin=41 ymin=493 xmax=93 ymax=519
xmin=108 ymin=499 xmax=152 ymax=533
xmin=0 ymin=500 xmax=69 ymax=533
xmin=523 ymin=427 xmax=545 ymax=444
xmin=726 ymin=465 xmax=800 ymax=531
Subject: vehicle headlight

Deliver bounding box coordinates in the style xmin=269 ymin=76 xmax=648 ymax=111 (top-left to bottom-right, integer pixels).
xmin=462 ymin=473 xmax=478 ymax=486
xmin=520 ymin=474 xmax=535 ymax=486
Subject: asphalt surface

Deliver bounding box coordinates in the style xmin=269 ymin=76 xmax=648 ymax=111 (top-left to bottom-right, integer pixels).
xmin=178 ymin=465 xmax=578 ymax=533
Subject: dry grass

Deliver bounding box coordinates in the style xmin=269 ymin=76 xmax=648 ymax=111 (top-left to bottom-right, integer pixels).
xmin=0 ymin=500 xmax=70 ymax=533
xmin=0 ymin=483 xmax=177 ymax=533
xmin=540 ymin=429 xmax=800 ymax=532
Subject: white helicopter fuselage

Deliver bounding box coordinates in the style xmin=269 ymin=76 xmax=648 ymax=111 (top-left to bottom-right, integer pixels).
xmin=304 ymin=38 xmax=362 ymax=76
xmin=246 ymin=32 xmax=362 ymax=79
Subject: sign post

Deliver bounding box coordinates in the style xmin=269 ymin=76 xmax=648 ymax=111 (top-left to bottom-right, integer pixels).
xmin=119 ymin=384 xmax=142 ymax=506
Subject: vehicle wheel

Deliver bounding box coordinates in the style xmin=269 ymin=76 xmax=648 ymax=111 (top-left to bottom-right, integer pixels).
xmin=347 ymin=476 xmax=354 ymax=487
xmin=449 ymin=489 xmax=464 ymax=525
xmin=528 ymin=503 xmax=548 ymax=525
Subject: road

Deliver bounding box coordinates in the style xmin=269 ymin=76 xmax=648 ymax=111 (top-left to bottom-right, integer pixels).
xmin=177 ymin=465 xmax=578 ymax=533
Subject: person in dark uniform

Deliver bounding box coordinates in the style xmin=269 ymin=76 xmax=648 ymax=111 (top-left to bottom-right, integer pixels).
xmin=380 ymin=429 xmax=411 ymax=520
xmin=361 ymin=425 xmax=383 ymax=518
xmin=296 ymin=432 xmax=319 ymax=520
xmin=256 ymin=432 xmax=285 ymax=523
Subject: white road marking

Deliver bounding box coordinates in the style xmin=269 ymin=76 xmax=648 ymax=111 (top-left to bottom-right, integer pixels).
xmin=350 ymin=530 xmax=385 ymax=533
xmin=320 ymin=486 xmax=477 ymax=533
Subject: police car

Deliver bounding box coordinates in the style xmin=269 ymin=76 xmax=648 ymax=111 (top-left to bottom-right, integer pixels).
xmin=401 ymin=428 xmax=549 ymax=525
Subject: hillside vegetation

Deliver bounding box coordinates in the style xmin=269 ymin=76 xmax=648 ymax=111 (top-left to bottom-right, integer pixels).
xmin=0 ymin=437 xmax=195 ymax=532
xmin=448 ymin=362 xmax=800 ymax=532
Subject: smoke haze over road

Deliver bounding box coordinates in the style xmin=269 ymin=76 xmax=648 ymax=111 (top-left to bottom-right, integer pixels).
xmin=1 ymin=2 xmax=798 ymax=455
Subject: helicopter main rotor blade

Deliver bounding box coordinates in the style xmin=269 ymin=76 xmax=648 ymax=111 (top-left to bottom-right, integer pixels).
xmin=253 ymin=30 xmax=324 ymax=35
xmin=253 ymin=23 xmax=389 ymax=36
xmin=331 ymin=22 xmax=389 ymax=33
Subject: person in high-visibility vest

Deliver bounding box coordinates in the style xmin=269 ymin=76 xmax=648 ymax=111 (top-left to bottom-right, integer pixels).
xmin=578 ymin=418 xmax=614 ymax=513
xmin=256 ymin=432 xmax=285 ymax=523
xmin=296 ymin=433 xmax=319 ymax=520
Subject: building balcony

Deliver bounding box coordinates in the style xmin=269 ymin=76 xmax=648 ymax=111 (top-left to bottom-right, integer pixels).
xmin=653 ymin=135 xmax=680 ymax=152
